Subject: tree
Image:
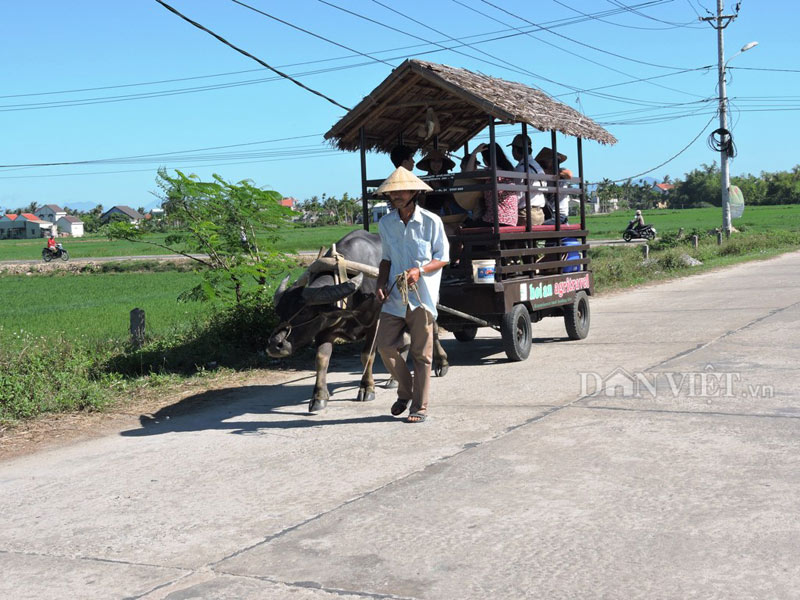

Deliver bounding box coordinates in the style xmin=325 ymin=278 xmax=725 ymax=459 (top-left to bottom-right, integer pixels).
xmin=672 ymin=163 xmax=720 ymax=208
xmin=338 ymin=192 xmax=360 ymax=224
xmin=108 ymin=169 xmax=294 ymax=305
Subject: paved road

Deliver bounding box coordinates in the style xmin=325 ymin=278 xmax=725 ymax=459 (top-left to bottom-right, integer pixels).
xmin=0 ymin=240 xmax=643 ymax=266
xmin=2 ymin=252 xmax=798 ymax=599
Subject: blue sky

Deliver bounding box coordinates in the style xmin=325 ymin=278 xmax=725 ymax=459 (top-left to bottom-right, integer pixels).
xmin=1 ymin=0 xmax=797 ymax=213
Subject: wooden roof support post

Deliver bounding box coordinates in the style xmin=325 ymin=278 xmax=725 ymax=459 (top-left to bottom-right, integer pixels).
xmin=360 ymin=126 xmax=369 ymax=232
xmin=577 ymin=137 xmax=586 ymax=245
xmin=522 ymin=123 xmax=532 ymax=232
xmin=489 ymin=117 xmax=499 ymax=236
xmin=550 ymin=130 xmax=561 ymax=233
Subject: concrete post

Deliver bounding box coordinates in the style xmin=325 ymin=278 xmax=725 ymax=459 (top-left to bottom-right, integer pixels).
xmin=692 ymin=235 xmax=699 ymax=249
xmin=130 ymin=308 xmax=145 ymax=349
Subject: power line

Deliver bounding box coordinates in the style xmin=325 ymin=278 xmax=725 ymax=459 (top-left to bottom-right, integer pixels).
xmin=1 ymin=3 xmax=714 ymax=113
xmin=600 ymin=114 xmax=716 ymax=182
xmin=453 ymin=0 xmax=707 ymax=100
xmin=479 ymin=0 xmax=691 ymax=70
xmin=229 ymin=0 xmax=395 ymax=68
xmin=0 ymin=150 xmax=344 ymax=180
xmin=154 ymin=0 xmax=351 ymax=111
xmin=606 ymin=0 xmax=704 ymax=28
xmin=552 ymin=0 xmax=703 ymax=30
xmin=0 ymin=134 xmax=325 ymax=168
xmin=1 ymin=16 xmax=635 ymax=100
xmin=324 ymin=0 xmax=698 ymax=107
xmin=729 ymin=66 xmax=800 ymax=73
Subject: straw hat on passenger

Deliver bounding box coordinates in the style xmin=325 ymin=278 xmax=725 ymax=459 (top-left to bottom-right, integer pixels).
xmin=417 ymin=149 xmax=456 ymax=173
xmin=375 ymin=167 xmax=433 ymax=195
xmin=534 ymin=147 xmax=568 ymax=165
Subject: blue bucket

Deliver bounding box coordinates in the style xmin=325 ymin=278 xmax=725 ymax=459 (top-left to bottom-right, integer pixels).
xmin=562 ymin=238 xmax=582 ymax=273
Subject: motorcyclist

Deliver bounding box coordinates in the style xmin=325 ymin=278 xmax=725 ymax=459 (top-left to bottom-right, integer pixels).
xmin=626 ymin=210 xmax=645 ymax=232
xmin=46 ymin=235 xmax=57 ymax=254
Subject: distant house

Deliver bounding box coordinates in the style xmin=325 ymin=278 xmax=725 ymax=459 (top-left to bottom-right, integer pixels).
xmin=371 ymin=202 xmax=390 ymax=222
xmin=100 ymin=205 xmax=145 ymax=224
xmin=280 ymin=197 xmax=296 ymax=209
xmin=56 ymin=215 xmax=85 ymax=237
xmin=588 ymin=194 xmax=619 ymax=214
xmin=34 ymin=204 xmax=67 ymax=224
xmin=0 ymin=213 xmax=51 ymax=239
xmin=653 ymin=183 xmax=673 ymax=209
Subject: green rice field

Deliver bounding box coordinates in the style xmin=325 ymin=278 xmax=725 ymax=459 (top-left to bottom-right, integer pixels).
xmin=0 ymin=271 xmax=211 ymax=345
xmin=584 ymin=204 xmax=800 ymax=238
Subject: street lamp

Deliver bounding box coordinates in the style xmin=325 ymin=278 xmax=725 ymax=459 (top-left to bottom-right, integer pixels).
xmin=719 ymin=40 xmax=758 ymax=234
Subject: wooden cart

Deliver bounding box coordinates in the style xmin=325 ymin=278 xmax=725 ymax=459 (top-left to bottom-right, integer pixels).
xmin=325 ymin=59 xmax=617 ymax=361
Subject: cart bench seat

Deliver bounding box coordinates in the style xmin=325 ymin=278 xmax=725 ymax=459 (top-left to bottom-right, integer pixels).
xmin=457 ymin=223 xmax=582 ymax=235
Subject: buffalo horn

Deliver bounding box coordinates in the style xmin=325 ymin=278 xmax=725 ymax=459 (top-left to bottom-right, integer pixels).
xmin=273 ymin=274 xmax=291 ymax=305
xmin=301 ymin=273 xmax=364 ymax=306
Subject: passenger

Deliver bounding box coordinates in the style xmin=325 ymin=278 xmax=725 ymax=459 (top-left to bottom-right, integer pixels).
xmin=416 ymin=148 xmax=464 ymax=219
xmin=389 ymin=144 xmax=416 ymax=171
xmin=536 ymin=147 xmax=571 ymax=225
xmin=460 ymin=143 xmax=519 ymax=228
xmin=508 ymin=134 xmax=546 ymax=226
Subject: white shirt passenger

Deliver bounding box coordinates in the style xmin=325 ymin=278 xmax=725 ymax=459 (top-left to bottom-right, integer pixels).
xmin=514 ymin=157 xmax=546 ymax=209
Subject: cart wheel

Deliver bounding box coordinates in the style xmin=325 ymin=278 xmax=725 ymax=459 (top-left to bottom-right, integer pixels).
xmin=622 ymin=231 xmax=633 ymax=242
xmin=453 ymin=325 xmax=478 ymax=342
xmin=564 ymin=291 xmax=590 ymax=340
xmin=501 ymin=304 xmax=531 ymax=361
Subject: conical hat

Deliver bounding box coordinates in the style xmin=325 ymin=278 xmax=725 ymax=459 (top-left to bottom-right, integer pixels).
xmin=375 ymin=167 xmax=433 ymax=195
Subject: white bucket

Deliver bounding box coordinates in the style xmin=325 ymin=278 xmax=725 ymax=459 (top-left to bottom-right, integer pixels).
xmin=472 ymin=259 xmax=496 ymax=284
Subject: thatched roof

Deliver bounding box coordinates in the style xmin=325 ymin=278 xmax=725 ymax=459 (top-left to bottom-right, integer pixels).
xmin=325 ymin=59 xmax=616 ymax=154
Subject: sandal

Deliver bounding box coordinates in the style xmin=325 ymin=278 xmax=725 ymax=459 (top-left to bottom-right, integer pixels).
xmin=406 ymin=412 xmax=427 ymax=423
xmin=391 ymin=398 xmax=410 ymax=416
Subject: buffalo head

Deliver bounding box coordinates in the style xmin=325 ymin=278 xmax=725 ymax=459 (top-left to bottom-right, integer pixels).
xmin=267 ymin=273 xmax=364 ymax=358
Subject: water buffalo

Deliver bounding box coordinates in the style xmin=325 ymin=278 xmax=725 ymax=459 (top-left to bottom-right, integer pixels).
xmin=268 ymin=229 xmax=449 ymax=413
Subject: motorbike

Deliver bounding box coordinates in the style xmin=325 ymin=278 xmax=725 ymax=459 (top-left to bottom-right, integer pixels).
xmin=42 ymin=243 xmax=70 ymax=262
xmin=623 ymin=223 xmax=656 ymax=242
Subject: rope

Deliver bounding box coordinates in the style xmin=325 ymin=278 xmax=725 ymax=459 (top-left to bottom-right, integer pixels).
xmin=394 ymin=270 xmax=424 ymax=308
xmin=360 ymin=271 xmax=421 ymax=382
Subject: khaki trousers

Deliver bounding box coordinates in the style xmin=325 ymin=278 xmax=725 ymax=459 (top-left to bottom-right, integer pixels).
xmin=376 ymin=307 xmax=434 ymax=415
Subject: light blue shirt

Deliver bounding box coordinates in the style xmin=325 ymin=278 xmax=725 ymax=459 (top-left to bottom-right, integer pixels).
xmin=378 ymin=205 xmax=449 ymax=319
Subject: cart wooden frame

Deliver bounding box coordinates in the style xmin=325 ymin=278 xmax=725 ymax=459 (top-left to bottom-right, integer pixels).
xmin=325 ymin=60 xmax=617 ymax=361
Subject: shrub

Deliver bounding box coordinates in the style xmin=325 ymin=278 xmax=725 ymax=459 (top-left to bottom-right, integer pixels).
xmin=0 ymin=335 xmax=119 ymax=423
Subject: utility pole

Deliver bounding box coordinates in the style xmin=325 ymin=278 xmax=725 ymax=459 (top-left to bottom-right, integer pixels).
xmin=701 ymin=1 xmax=737 ymax=235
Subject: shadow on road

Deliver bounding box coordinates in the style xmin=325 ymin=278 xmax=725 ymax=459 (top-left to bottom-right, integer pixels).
xmin=119 ymin=369 xmax=400 ymax=438
xmin=119 ymin=335 xmax=569 ymax=438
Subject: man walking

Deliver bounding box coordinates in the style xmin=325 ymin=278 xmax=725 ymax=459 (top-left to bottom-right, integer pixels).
xmin=375 ymin=167 xmax=449 ymax=423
